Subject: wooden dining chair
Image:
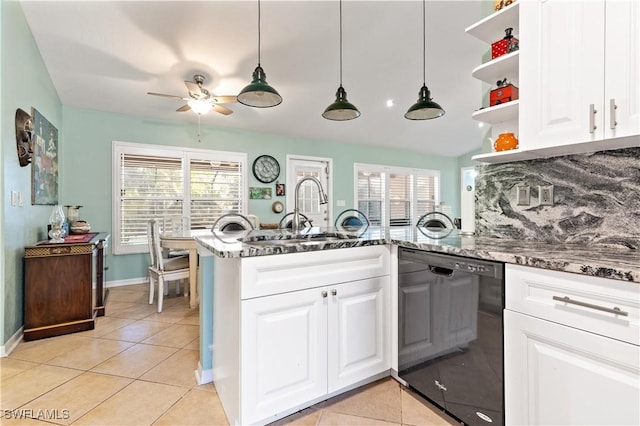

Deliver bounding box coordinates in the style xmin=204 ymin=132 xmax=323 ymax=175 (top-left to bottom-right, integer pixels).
xmin=147 ymin=219 xmax=190 ymax=312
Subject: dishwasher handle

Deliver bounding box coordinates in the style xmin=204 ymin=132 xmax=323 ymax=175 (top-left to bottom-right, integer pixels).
xmin=429 ymin=265 xmax=454 ymax=277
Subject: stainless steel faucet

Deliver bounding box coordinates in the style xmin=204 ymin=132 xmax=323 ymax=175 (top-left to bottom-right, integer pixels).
xmin=292 ymin=176 xmax=328 ymax=233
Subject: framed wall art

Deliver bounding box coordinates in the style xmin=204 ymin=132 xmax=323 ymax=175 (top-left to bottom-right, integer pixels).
xmin=249 ymin=187 xmax=272 ymax=200
xmin=31 ymin=108 xmax=59 ymax=205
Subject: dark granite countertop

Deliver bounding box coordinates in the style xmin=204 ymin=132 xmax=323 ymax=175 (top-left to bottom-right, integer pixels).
xmin=195 ymin=226 xmax=639 ymax=283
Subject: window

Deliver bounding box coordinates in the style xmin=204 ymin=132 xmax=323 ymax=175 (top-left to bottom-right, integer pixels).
xmin=354 ymin=163 xmax=440 ymax=227
xmin=113 ymin=142 xmax=247 ymax=254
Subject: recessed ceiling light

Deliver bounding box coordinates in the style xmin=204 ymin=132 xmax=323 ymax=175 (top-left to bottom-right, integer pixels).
xmin=386 ymin=99 xmax=394 ymax=108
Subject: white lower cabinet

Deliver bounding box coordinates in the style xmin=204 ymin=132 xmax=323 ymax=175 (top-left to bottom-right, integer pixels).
xmin=505 ymin=264 xmax=640 ymax=425
xmin=214 ymin=246 xmax=391 ymax=425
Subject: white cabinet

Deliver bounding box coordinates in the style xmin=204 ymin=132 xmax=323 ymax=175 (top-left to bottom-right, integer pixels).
xmin=519 ymin=0 xmax=640 ymax=156
xmin=505 ymin=264 xmax=640 ymax=425
xmin=214 ymin=246 xmax=391 ymax=425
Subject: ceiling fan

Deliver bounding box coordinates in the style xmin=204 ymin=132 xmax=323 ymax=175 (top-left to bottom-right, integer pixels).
xmin=147 ymin=74 xmax=237 ymax=115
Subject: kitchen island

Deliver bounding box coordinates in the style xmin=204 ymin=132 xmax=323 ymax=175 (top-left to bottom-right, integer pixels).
xmin=194 ymin=226 xmax=639 ymax=425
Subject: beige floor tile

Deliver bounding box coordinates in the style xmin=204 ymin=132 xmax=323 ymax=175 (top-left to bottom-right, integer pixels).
xmin=177 ymin=312 xmax=200 ymax=326
xmin=400 ymin=390 xmax=457 ymax=426
xmin=183 ymin=337 xmax=199 ymax=351
xmin=91 ymin=343 xmax=178 ymax=378
xmin=45 ymin=338 xmax=134 ymax=370
xmin=141 ymin=324 xmax=199 ymax=348
xmin=194 ymin=382 xmax=218 ymax=393
xmin=20 ymin=372 xmax=132 ymax=425
xmin=107 ymin=287 xmax=151 ymax=304
xmin=268 ymin=406 xmax=322 ymax=426
xmin=0 ymin=357 xmax=40 ymax=381
xmin=0 ymin=414 xmax=56 ymax=425
xmin=142 ymin=306 xmax=193 ymax=324
xmin=7 ymin=335 xmax=93 ymax=364
xmin=317 ymin=410 xmax=400 ymax=426
xmin=100 ymin=319 xmax=173 ymax=343
xmin=107 ymin=301 xmax=158 ymax=320
xmin=73 ymin=380 xmax=187 ymax=425
xmin=153 ymin=388 xmax=229 ymax=426
xmin=0 ymin=364 xmax=82 ymax=410
xmin=324 ymin=378 xmax=402 ymax=424
xmin=140 ymin=349 xmax=199 ymax=388
xmin=77 ymin=316 xmax=136 ymax=338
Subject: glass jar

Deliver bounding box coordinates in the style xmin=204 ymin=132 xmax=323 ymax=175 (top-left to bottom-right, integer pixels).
xmin=48 ymin=204 xmax=66 ymax=242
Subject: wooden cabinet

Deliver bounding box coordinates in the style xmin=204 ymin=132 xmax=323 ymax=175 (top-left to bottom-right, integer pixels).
xmin=504 ymin=264 xmax=640 ymax=424
xmin=519 ymin=0 xmax=640 ymax=156
xmin=23 ymin=233 xmax=110 ymax=341
xmin=214 ymin=245 xmax=391 ymax=425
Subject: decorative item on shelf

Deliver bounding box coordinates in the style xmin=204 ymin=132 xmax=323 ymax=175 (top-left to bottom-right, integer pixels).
xmin=490 ymin=78 xmax=519 ymax=106
xmin=494 ymin=0 xmax=516 ymax=12
xmin=322 ymin=0 xmax=361 ymax=121
xmin=493 ymin=132 xmax=519 ymax=152
xmin=70 ymin=220 xmax=91 ymax=235
xmin=48 ymin=204 xmax=66 ymax=242
xmin=491 ymin=27 xmax=519 ymax=59
xmin=237 ymin=0 xmax=282 ymax=108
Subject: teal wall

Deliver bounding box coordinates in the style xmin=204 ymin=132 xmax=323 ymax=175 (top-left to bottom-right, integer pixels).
xmin=62 ymin=107 xmax=462 ymax=282
xmin=1 ymin=0 xmax=63 ymax=345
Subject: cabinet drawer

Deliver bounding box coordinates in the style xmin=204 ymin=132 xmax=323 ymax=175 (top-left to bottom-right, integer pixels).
xmin=506 ymin=264 xmax=639 ymax=345
xmin=241 ymin=245 xmax=390 ymax=299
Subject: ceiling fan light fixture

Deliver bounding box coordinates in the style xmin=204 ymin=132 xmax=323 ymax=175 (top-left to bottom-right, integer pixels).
xmin=322 ymin=86 xmax=361 ymax=121
xmin=405 ymin=0 xmax=445 ymax=121
xmin=237 ymin=65 xmax=283 ymax=108
xmin=405 ymin=85 xmax=445 ymax=120
xmin=188 ymin=99 xmax=213 ymax=115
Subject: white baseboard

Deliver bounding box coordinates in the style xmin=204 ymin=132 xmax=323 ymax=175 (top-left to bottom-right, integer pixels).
xmin=195 ymin=361 xmax=213 ymax=385
xmin=1 ymin=327 xmax=24 ymax=357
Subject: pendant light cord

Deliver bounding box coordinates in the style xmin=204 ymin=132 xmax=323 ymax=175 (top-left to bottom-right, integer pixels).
xmin=257 ymin=0 xmax=262 ymax=66
xmin=422 ymin=0 xmax=426 ymax=86
xmin=339 ymin=0 xmax=343 ymax=86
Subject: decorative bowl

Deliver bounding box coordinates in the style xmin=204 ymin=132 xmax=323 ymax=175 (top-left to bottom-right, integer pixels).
xmin=70 ymin=220 xmax=91 ymax=234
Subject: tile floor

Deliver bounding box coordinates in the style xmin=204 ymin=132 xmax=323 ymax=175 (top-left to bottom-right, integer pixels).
xmin=1 ymin=284 xmax=458 ymax=426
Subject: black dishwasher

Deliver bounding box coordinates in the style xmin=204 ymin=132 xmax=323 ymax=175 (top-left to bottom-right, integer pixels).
xmin=398 ymin=248 xmax=504 ymax=426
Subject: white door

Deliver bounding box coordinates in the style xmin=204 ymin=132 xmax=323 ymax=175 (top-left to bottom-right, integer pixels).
xmin=519 ymin=0 xmax=605 ymax=149
xmin=241 ymin=287 xmax=328 ymax=425
xmin=504 ymin=310 xmax=640 ymax=425
xmin=286 ymin=156 xmax=331 ymax=228
xmin=327 ymin=276 xmax=390 ymax=393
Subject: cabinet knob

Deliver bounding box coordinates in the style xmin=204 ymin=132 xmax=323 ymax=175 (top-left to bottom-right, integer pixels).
xmin=331 ymin=289 xmax=337 ymax=296
xmin=322 ymin=290 xmax=328 ymax=298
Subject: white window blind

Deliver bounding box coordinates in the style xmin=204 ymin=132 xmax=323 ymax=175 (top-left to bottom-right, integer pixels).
xmin=113 ymin=142 xmax=246 ymax=254
xmin=354 ymin=164 xmax=440 ymax=227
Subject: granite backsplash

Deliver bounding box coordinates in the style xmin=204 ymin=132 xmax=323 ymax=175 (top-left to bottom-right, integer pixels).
xmin=475 ymin=147 xmax=640 ymax=249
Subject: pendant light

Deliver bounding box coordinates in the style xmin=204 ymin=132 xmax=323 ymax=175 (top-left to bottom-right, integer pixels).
xmin=405 ymin=0 xmax=445 ymax=120
xmin=237 ymin=0 xmax=282 ymax=108
xmin=322 ymin=0 xmax=360 ymax=121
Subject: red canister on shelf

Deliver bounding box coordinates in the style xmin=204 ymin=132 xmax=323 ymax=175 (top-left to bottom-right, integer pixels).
xmin=490 ymin=78 xmax=519 ymax=106
xmin=491 ymin=28 xmax=519 ymax=59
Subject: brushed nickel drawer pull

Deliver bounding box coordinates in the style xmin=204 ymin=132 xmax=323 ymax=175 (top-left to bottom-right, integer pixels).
xmin=553 ymin=295 xmax=628 ymax=316
xmin=610 ymin=98 xmax=618 ymax=129
xmin=589 ymin=104 xmax=597 ymax=133
xmin=331 ymin=289 xmax=337 ymax=296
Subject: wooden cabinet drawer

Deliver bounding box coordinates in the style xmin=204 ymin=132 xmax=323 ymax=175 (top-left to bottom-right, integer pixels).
xmin=241 ymin=245 xmax=390 ymax=300
xmin=506 ymin=264 xmax=640 ymax=345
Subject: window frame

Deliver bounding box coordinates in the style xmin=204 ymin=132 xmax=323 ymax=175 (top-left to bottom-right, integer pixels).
xmin=112 ymin=141 xmax=247 ymax=255
xmin=353 ymin=163 xmax=441 ymax=227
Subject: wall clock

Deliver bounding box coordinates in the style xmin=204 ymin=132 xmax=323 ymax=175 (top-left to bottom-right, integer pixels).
xmin=252 ymin=155 xmax=280 ymax=183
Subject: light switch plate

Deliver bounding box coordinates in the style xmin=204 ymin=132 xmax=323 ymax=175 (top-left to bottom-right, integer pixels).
xmin=539 ymin=185 xmax=554 ymax=206
xmin=516 ymin=185 xmax=530 ymax=206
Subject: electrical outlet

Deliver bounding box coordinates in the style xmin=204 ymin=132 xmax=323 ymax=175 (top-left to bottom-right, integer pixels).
xmin=539 ymin=185 xmax=554 ymax=206
xmin=516 ymin=185 xmax=530 ymax=206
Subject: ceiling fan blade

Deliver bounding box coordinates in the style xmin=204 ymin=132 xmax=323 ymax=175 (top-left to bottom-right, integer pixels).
xmin=213 ymin=105 xmax=233 ymax=116
xmin=176 ymin=104 xmax=191 ymax=112
xmin=212 ymin=96 xmax=238 ymax=104
xmin=184 ymin=81 xmax=201 ymax=95
xmin=147 ymin=92 xmax=185 ymax=100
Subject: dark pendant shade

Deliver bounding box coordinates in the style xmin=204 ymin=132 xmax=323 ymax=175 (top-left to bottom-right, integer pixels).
xmin=237 ymin=65 xmax=282 ymax=108
xmin=405 ymin=85 xmax=445 ymax=120
xmin=322 ymin=86 xmax=361 ymax=121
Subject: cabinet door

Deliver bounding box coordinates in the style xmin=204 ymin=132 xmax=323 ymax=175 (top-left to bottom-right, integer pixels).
xmin=605 ymin=0 xmax=640 ymax=140
xmin=505 ymin=310 xmax=640 ymax=425
xmin=241 ymin=287 xmax=327 ymax=424
xmin=328 ymin=276 xmax=390 ymax=393
xmin=520 ymin=0 xmax=605 ymax=149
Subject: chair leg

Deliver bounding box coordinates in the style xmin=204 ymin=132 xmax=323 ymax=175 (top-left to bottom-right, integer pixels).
xmin=149 ymin=273 xmax=155 ymax=305
xmin=158 ymin=277 xmax=165 ymax=313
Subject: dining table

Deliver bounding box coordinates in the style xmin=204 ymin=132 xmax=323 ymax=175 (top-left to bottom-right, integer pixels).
xmin=160 ymin=229 xmax=211 ymax=309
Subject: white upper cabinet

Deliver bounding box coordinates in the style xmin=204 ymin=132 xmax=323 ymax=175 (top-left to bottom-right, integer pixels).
xmin=519 ymin=0 xmax=640 ymax=155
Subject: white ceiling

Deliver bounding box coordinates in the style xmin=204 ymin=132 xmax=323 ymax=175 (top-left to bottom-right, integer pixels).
xmin=20 ymin=0 xmax=487 ymax=157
